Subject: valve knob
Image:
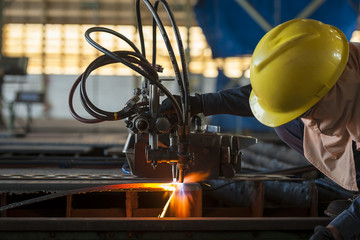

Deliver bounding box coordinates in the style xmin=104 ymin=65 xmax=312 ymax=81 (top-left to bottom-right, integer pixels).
xmin=134 ymin=117 xmax=149 ymax=132
xmin=155 ymin=117 xmax=171 ymax=133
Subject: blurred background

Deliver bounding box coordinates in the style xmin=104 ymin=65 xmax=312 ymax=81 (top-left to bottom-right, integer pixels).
xmin=0 ymin=0 xmax=357 ymax=135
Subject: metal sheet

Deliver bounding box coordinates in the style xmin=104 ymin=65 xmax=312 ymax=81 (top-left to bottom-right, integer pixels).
xmin=0 ymin=171 xmax=297 ymax=193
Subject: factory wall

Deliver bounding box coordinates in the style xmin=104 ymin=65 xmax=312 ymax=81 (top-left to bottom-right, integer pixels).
xmin=2 ymin=74 xmax=217 ymax=121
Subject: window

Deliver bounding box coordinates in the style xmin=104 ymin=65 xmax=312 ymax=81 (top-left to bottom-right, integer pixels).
xmin=3 ymin=23 xmax=252 ymax=78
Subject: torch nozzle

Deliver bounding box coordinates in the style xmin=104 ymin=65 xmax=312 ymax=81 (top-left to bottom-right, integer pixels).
xmin=178 ymin=169 xmax=185 ymax=183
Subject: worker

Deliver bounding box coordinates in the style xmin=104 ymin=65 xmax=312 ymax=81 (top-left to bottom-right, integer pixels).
xmin=161 ymin=18 xmax=360 ymax=240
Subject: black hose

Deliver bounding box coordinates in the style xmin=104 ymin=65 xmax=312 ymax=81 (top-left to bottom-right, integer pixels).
xmin=69 ymin=0 xmax=188 ymax=126
xmin=135 ymin=0 xmax=147 ymax=57
xmin=154 ymin=0 xmax=190 ymax=125
xmin=79 ymin=51 xmax=155 ymax=119
xmin=69 ymin=50 xmax=182 ymax=123
xmin=137 ymin=0 xmax=190 ymax=122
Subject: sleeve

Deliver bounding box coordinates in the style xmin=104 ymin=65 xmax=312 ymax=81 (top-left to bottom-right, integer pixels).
xmin=201 ymin=84 xmax=254 ymax=117
xmin=329 ymin=196 xmax=360 ymax=240
xmin=274 ymin=118 xmax=305 ymax=156
xmin=349 ymin=42 xmax=360 ymax=68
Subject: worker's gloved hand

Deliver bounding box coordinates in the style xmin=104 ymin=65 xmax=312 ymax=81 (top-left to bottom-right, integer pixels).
xmin=309 ymin=226 xmax=335 ymax=240
xmin=160 ymin=94 xmax=203 ymax=116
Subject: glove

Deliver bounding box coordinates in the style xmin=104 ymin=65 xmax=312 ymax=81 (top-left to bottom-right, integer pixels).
xmin=160 ymin=94 xmax=203 ymax=116
xmin=309 ymin=226 xmax=335 ymax=240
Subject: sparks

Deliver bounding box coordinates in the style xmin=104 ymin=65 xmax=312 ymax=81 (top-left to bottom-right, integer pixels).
xmin=158 ymin=183 xmax=176 ymax=218
xmin=158 ymin=171 xmax=210 ymax=218
xmin=158 ymin=189 xmax=175 ymax=218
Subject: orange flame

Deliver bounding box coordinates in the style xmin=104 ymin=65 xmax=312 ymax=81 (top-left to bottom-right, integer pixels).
xmin=172 ymin=183 xmax=193 ymax=217
xmin=184 ymin=171 xmax=209 ymax=183
xmin=159 ymin=171 xmax=209 ymax=218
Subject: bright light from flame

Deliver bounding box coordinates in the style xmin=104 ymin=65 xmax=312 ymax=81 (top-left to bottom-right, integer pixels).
xmin=159 ymin=184 xmax=176 ymax=192
xmin=184 ymin=171 xmax=209 ymax=183
xmin=158 ymin=171 xmax=209 ymax=218
xmin=172 ymin=183 xmax=192 ymax=217
xmin=158 ymin=190 xmax=175 ymax=218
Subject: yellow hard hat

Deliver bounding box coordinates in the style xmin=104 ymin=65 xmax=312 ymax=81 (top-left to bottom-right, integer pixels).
xmin=249 ymin=19 xmax=349 ymax=127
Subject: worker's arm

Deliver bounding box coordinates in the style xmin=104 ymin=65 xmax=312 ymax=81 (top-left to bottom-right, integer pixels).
xmin=328 ymin=196 xmax=360 ymax=240
xmin=201 ymin=84 xmax=254 ymax=117
xmin=160 ymin=84 xmax=254 ymax=117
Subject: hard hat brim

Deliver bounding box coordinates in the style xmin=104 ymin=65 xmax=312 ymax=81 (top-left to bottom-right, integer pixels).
xmin=249 ymin=90 xmax=321 ymax=127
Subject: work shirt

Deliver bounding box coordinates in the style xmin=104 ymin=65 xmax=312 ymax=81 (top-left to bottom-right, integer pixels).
xmin=302 ymin=42 xmax=360 ymax=192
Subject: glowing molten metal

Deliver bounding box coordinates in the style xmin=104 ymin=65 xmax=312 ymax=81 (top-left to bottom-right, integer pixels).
xmin=159 ymin=171 xmax=209 ymax=218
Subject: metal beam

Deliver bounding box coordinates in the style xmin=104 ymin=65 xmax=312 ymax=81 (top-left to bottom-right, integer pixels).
xmin=235 ymin=0 xmax=273 ymax=32
xmin=0 ymin=217 xmax=331 ymax=231
xmin=295 ymin=0 xmax=326 ymax=19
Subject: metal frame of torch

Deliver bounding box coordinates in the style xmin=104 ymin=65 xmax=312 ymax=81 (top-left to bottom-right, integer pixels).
xmin=148 ymin=79 xmax=191 ymax=183
xmin=68 ymin=0 xmax=193 ymax=183
xmin=149 ymin=82 xmax=159 ymax=152
xmin=177 ymin=123 xmax=190 ymax=183
xmin=139 ymin=0 xmax=192 ymax=183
